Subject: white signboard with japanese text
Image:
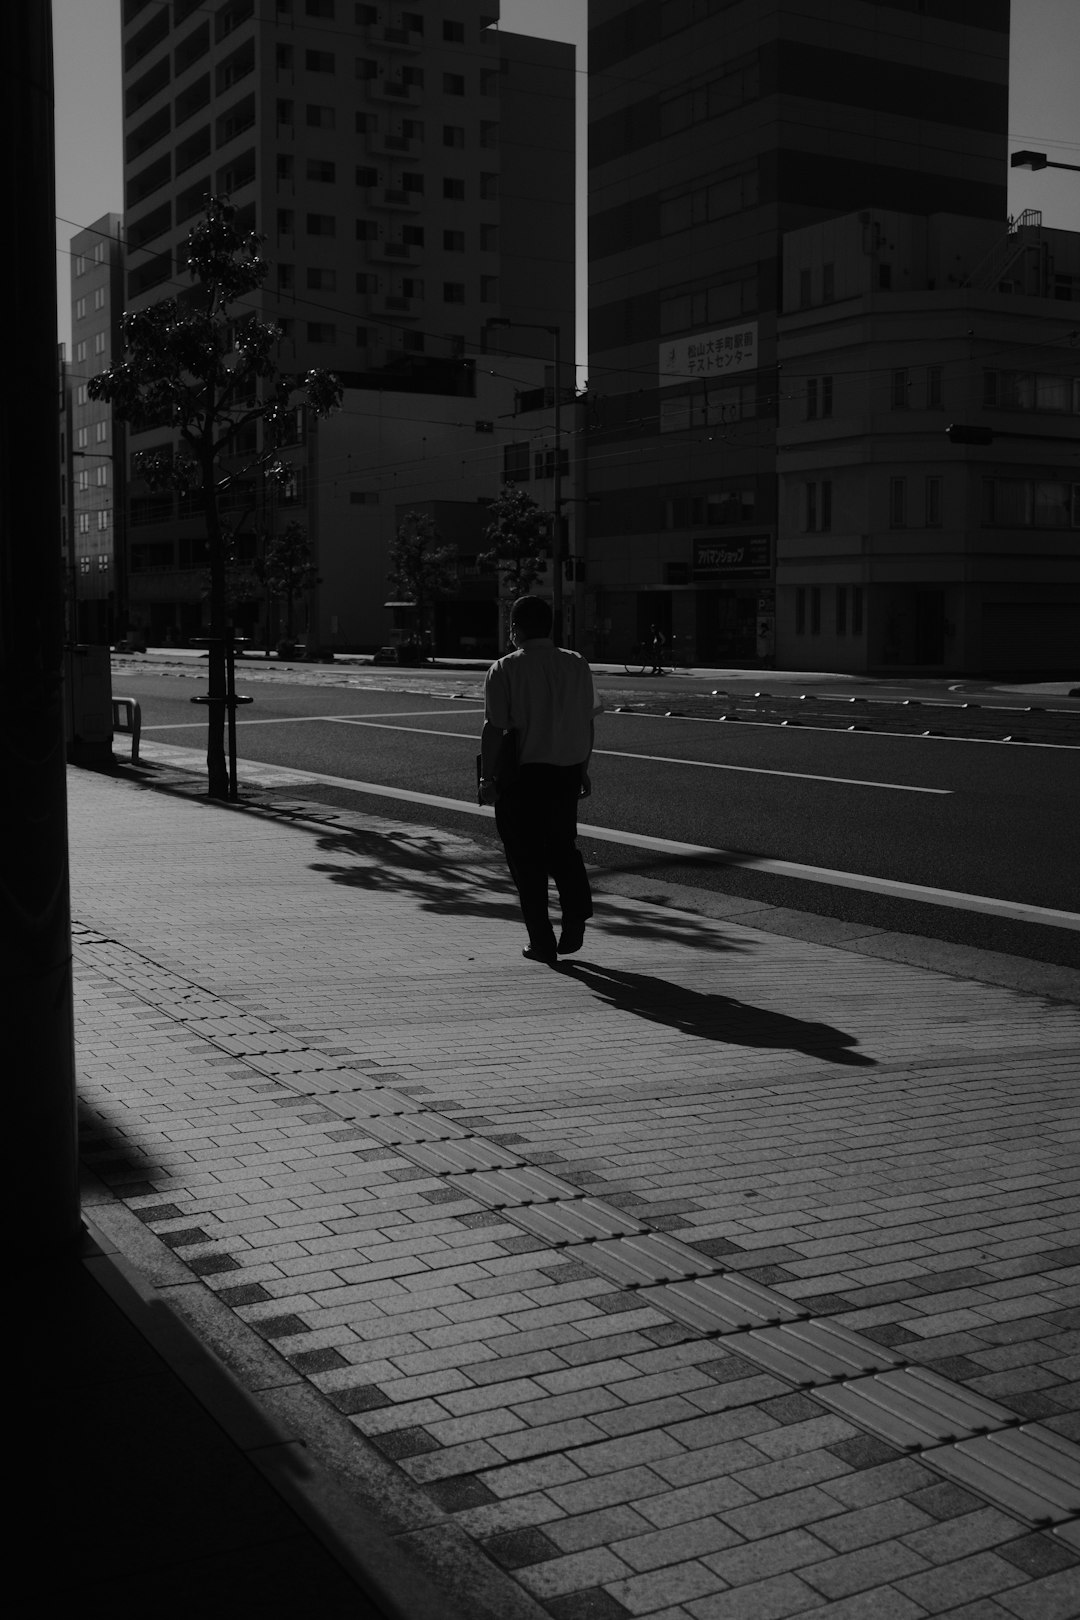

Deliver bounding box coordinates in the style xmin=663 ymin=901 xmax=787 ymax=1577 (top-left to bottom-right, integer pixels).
xmin=659 ymin=322 xmax=758 ymax=385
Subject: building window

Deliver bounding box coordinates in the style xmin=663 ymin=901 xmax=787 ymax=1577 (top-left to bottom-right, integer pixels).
xmin=479 ymin=172 xmax=498 ymax=200
xmin=78 ymin=513 xmax=91 ymax=534
xmin=355 ymin=57 xmax=377 ymax=80
xmin=277 ymin=208 xmax=295 ymax=234
xmin=852 ymin=586 xmax=864 ymax=635
xmin=805 ymin=377 xmax=832 ymax=420
xmin=804 ymin=480 xmax=831 ymax=531
xmin=355 ymin=272 xmax=377 ymax=293
xmin=277 ymin=153 xmax=294 ymax=181
xmin=798 ymin=268 xmax=811 ymax=308
xmin=480 ymin=223 xmax=498 ymax=252
xmin=307 ymin=158 xmax=335 ymax=182
xmin=480 ymin=275 xmax=498 ymax=302
xmin=836 ymin=586 xmax=847 ymax=636
xmin=889 ymin=476 xmax=907 ymax=527
xmin=479 ymin=120 xmax=498 ymax=149
xmin=401 ymin=277 xmax=423 ymax=299
xmin=822 ymin=262 xmax=835 ymax=302
xmin=443 ymin=282 xmax=465 ymax=304
xmin=402 ymin=65 xmax=424 ymax=88
xmin=307 ymin=267 xmax=336 ymax=290
xmin=442 ymin=19 xmax=464 ymax=41
xmin=277 ymin=98 xmax=294 ymax=126
xmin=891 ymin=369 xmax=909 ymax=408
xmin=983 ymin=477 xmax=1080 ymax=529
xmin=96 ymin=422 xmax=108 ymax=443
xmin=78 ymin=469 xmax=90 ymax=491
xmin=878 ymin=263 xmax=892 ymax=290
xmin=75 ymin=341 xmax=87 ymax=362
xmin=442 ymin=125 xmax=465 ymax=148
xmin=443 ymin=177 xmax=464 ymax=200
xmin=277 ymin=262 xmax=294 ymax=290
xmin=306 ymin=0 xmax=334 ymax=14
xmin=74 ymin=254 xmax=86 ymax=277
xmin=275 ymin=43 xmax=293 ymax=70
xmin=442 ymin=72 xmax=465 ymax=95
xmin=306 ymin=322 xmax=336 ymax=342
xmin=77 ymin=427 xmax=88 ymax=448
xmin=927 ymin=366 xmax=943 ymax=408
xmin=984 ymin=369 xmax=1078 ymax=413
xmin=97 ymin=510 xmax=110 ymax=531
xmin=925 ymin=476 xmax=942 ymax=527
xmin=504 ymin=442 xmax=530 ymax=482
xmin=75 ymin=297 xmax=86 ymax=319
xmin=443 ymin=229 xmax=465 ymax=251
xmin=96 ymin=465 xmax=108 ymax=486
xmin=305 ymin=50 xmax=335 ymax=73
xmin=810 ymin=586 xmax=821 ymax=635
xmin=355 ymin=165 xmax=378 ymax=186
xmin=403 ymin=225 xmax=424 ymax=246
xmin=306 ymin=104 xmax=335 ymax=129
xmin=77 ymin=385 xmax=88 ymax=405
xmin=795 ymin=587 xmax=805 ymax=635
xmin=306 ymin=213 xmax=336 ymax=236
xmin=355 ymin=111 xmax=375 ymax=133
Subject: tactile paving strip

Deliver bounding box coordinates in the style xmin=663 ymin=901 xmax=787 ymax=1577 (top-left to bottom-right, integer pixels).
xmin=723 ymin=1320 xmax=904 ymax=1385
xmin=575 ymin=1232 xmax=719 ymax=1287
xmin=397 ymin=1138 xmax=526 ymax=1174
xmin=360 ymin=1112 xmax=471 ymax=1145
xmin=926 ymin=1426 xmax=1080 ymax=1526
xmin=511 ymin=1199 xmax=649 ymax=1244
xmin=640 ymin=1275 xmax=806 ymax=1333
xmin=448 ymin=1165 xmax=585 ymax=1207
xmin=816 ymin=1368 xmax=1018 ymax=1449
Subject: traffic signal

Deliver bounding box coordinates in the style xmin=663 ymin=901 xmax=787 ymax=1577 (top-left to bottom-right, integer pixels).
xmin=946 ymin=424 xmax=994 ymax=445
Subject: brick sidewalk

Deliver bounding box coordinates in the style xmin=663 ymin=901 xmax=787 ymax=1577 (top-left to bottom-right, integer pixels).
xmin=68 ymin=765 xmax=1080 ymax=1619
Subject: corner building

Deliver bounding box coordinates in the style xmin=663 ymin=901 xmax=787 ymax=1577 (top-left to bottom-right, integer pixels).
xmin=585 ymin=0 xmax=1011 ymax=668
xmin=119 ymin=0 xmax=574 ymax=647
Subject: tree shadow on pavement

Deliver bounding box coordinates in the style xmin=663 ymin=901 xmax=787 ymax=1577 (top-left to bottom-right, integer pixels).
xmin=559 ymin=962 xmax=877 ymax=1066
xmin=306 ymin=825 xmax=749 ymax=956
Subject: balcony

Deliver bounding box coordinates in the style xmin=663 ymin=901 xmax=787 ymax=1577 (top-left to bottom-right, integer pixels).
xmin=365 ymin=130 xmax=417 ymax=159
xmin=369 ymin=186 xmax=422 ymax=212
xmin=373 ymin=295 xmax=421 ymax=319
xmin=367 ymin=238 xmax=418 ymax=265
xmin=364 ymin=23 xmax=422 ymax=52
xmin=368 ymin=78 xmax=420 ymax=107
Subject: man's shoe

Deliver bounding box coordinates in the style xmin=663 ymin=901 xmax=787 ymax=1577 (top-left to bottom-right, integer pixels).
xmin=522 ymin=946 xmax=558 ymax=965
xmin=557 ymin=922 xmax=586 ymax=956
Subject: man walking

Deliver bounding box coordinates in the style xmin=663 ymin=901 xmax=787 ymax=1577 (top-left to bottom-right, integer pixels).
xmin=480 ymin=596 xmax=601 ymax=965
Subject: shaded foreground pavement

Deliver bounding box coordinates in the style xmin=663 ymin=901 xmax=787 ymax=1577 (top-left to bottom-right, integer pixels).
xmin=58 ymin=757 xmax=1080 ymax=1618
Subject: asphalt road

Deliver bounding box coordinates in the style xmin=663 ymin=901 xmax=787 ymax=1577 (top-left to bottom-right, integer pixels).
xmin=114 ymin=661 xmax=1080 ymax=967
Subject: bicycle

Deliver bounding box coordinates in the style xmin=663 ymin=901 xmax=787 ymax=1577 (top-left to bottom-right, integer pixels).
xmin=623 ymin=637 xmax=688 ymax=676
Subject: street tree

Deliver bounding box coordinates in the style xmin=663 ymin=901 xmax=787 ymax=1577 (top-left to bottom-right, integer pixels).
xmin=477 ymin=482 xmax=552 ymax=646
xmin=386 ymin=509 xmax=459 ymax=656
xmin=88 ymin=195 xmax=342 ymax=798
xmin=257 ymin=519 xmax=318 ymax=649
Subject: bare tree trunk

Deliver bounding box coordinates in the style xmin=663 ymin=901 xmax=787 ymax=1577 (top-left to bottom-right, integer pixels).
xmin=202 ymin=447 xmax=229 ymax=799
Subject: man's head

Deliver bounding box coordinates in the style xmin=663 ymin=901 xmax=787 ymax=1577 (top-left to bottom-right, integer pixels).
xmin=510 ymin=595 xmax=553 ymax=643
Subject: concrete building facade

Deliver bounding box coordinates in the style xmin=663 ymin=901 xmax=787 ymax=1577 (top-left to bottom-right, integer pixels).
xmin=117 ymin=0 xmax=574 ymax=647
xmin=584 ymin=0 xmax=1015 ymax=668
xmin=776 ymin=209 xmax=1080 ymax=674
xmin=68 ymin=213 xmax=126 ymax=644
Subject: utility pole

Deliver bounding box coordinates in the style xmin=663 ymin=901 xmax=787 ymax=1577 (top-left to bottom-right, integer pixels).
xmin=0 ymin=0 xmax=81 ymax=1251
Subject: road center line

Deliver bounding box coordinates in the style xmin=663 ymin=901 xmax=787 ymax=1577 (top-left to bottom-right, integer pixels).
xmin=322 ymin=719 xmax=950 ymax=794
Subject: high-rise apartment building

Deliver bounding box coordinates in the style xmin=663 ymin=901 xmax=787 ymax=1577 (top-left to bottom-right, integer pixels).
xmin=585 ymin=0 xmax=1013 ymax=667
xmin=118 ymin=0 xmax=574 ymax=645
xmin=68 ymin=213 xmax=126 ymax=643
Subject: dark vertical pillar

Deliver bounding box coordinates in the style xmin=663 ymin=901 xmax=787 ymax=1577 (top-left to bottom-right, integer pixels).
xmin=0 ymin=1 xmax=81 ymax=1250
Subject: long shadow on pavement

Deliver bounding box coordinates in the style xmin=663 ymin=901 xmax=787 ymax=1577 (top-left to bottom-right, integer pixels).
xmin=558 ymin=961 xmax=877 ymax=1066
xmin=306 ymin=824 xmax=749 ymax=956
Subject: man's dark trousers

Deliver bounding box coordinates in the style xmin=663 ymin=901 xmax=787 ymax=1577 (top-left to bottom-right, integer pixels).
xmin=495 ymin=764 xmax=592 ymax=950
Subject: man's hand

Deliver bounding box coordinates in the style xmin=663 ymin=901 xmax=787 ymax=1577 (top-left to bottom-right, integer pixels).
xmin=479 ymin=777 xmax=498 ymax=806
xmin=579 ymin=770 xmax=592 ymax=800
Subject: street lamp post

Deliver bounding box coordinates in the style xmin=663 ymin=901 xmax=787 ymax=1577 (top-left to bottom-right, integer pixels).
xmin=488 ymin=318 xmax=566 ymax=645
xmin=1011 ymin=150 xmax=1080 ymax=173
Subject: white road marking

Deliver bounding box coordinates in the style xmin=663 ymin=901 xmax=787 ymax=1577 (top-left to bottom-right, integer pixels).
xmin=313 ymin=717 xmax=952 ymax=794
xmin=134 ymin=741 xmax=1080 ymax=933
xmin=142 ymin=707 xmax=483 ymax=730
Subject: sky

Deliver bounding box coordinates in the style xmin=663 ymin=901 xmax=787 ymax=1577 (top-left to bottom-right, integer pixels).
xmin=53 ymin=0 xmax=1080 ymax=370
